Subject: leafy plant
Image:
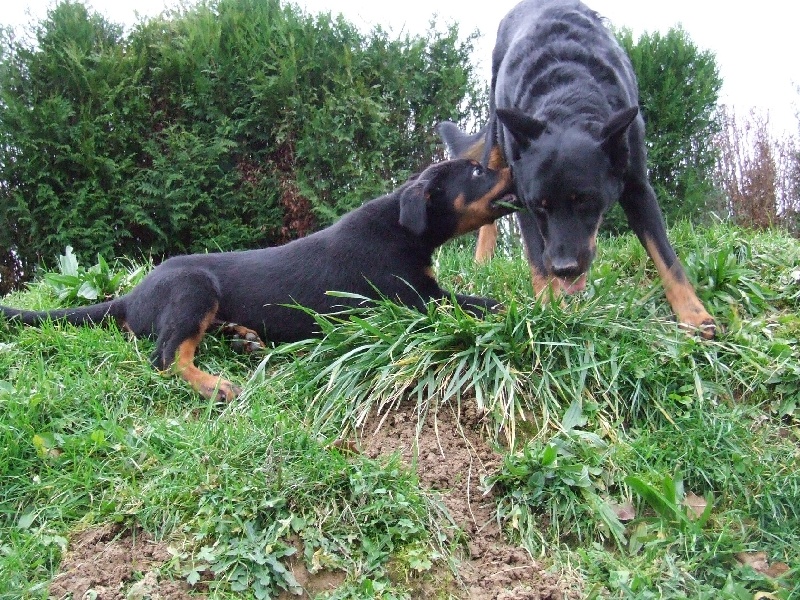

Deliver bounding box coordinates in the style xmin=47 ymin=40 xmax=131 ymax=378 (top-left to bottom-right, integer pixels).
xmin=489 ymin=399 xmax=627 ymax=551
xmin=188 ymin=513 xmax=303 ymax=598
xmin=625 ymin=473 xmax=713 ymax=537
xmin=683 ymin=234 xmax=775 ymax=317
xmin=42 ymin=246 xmax=146 ymax=305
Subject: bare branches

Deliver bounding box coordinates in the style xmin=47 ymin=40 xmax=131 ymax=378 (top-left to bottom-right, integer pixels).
xmin=714 ymin=106 xmax=799 ymax=233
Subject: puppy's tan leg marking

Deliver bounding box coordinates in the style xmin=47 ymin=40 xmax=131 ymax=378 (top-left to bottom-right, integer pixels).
xmin=175 ymin=310 xmax=242 ymax=401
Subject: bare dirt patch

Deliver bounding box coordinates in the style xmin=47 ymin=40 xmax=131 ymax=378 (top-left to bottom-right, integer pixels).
xmin=360 ymin=401 xmax=582 ymax=600
xmin=49 ymin=524 xmax=196 ymax=600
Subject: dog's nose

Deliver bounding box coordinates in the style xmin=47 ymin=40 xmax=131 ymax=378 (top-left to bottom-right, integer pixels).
xmin=550 ymin=257 xmax=580 ymax=277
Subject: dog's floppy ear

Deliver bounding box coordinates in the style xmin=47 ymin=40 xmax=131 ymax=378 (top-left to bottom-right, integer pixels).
xmin=496 ymin=108 xmax=547 ymax=156
xmin=601 ymin=106 xmax=638 ymax=174
xmin=398 ymin=180 xmax=430 ymax=236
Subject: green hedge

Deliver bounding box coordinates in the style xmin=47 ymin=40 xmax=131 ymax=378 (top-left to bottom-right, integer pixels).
xmin=0 ymin=0 xmax=485 ymax=292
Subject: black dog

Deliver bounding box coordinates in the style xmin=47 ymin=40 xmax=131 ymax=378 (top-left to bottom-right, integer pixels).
xmin=0 ymin=159 xmax=516 ymax=400
xmin=437 ymin=0 xmax=715 ymax=338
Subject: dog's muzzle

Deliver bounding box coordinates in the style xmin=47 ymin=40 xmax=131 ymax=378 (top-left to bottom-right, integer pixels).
xmin=490 ymin=192 xmax=520 ymax=216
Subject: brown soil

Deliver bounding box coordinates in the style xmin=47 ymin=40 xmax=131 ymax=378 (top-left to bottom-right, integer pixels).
xmin=49 ymin=402 xmax=582 ymax=599
xmin=358 ymin=401 xmax=582 ymax=600
xmin=48 ymin=524 xmax=195 ymax=600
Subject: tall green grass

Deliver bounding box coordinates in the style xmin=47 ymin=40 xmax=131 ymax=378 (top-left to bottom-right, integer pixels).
xmin=1 ymin=222 xmax=798 ymax=598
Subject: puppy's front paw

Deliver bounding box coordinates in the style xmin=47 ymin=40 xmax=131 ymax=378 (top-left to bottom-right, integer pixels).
xmin=218 ymin=321 xmax=265 ymax=353
xmin=489 ymin=300 xmax=505 ymax=313
xmin=456 ymin=294 xmax=503 ymax=316
xmin=678 ymin=316 xmax=717 ymax=340
xmin=201 ymin=378 xmax=242 ymax=402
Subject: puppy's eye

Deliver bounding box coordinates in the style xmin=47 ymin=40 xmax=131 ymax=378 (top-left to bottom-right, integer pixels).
xmin=471 ymin=166 xmax=482 ymax=178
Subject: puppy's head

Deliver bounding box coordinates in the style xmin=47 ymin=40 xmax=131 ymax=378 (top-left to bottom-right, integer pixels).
xmin=496 ymin=106 xmax=639 ymax=293
xmin=398 ymin=159 xmax=518 ymax=243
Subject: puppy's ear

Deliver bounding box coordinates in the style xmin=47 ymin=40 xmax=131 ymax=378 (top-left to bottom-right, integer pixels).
xmin=496 ymin=108 xmax=547 ymax=157
xmin=437 ymin=121 xmax=487 ymax=159
xmin=601 ymin=106 xmax=638 ymax=174
xmin=398 ymin=180 xmax=429 ymax=236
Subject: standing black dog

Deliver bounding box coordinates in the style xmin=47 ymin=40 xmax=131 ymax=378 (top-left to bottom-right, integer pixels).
xmin=438 ymin=0 xmax=716 ymax=338
xmin=0 ymin=159 xmax=516 ymax=401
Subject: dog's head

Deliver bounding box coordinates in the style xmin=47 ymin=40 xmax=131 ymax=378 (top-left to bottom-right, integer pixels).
xmin=398 ymin=158 xmax=518 ymax=244
xmin=496 ymin=106 xmax=639 ymax=293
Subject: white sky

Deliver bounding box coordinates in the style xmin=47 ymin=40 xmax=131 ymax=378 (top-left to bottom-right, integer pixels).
xmin=4 ymin=0 xmax=799 ymax=137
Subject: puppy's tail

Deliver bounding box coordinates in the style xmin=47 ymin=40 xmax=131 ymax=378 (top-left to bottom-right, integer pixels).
xmin=436 ymin=121 xmax=487 ymax=161
xmin=0 ymin=300 xmax=119 ymax=327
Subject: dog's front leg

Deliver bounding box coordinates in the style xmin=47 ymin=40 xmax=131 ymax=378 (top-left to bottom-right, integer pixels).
xmin=620 ymin=182 xmax=716 ymax=339
xmin=475 ymin=223 xmax=499 ymax=263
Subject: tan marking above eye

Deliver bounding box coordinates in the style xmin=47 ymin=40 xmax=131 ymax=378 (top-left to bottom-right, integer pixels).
xmin=487 ymin=146 xmax=506 ymax=169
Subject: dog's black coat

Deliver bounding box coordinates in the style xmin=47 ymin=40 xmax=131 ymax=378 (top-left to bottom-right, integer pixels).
xmin=438 ymin=0 xmax=715 ymax=336
xmin=1 ymin=159 xmax=515 ymax=399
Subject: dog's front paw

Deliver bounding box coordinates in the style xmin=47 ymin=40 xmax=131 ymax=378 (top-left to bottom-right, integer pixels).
xmin=201 ymin=378 xmax=242 ymax=402
xmin=675 ymin=304 xmax=717 ymax=340
xmin=679 ymin=316 xmax=717 ymax=340
xmin=488 ymin=300 xmax=505 ymax=313
xmin=455 ymin=294 xmax=504 ymax=316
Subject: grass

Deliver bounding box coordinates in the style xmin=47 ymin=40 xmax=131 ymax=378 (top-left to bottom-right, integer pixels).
xmin=1 ymin=221 xmax=799 ymax=598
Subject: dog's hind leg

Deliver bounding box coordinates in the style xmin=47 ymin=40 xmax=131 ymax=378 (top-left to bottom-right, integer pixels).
xmin=172 ymin=310 xmax=242 ymax=402
xmin=148 ymin=279 xmax=242 ymax=401
xmin=475 ymin=145 xmax=509 ymax=262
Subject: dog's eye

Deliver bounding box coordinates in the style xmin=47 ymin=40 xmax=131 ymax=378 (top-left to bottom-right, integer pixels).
xmin=471 ymin=166 xmax=482 ymax=178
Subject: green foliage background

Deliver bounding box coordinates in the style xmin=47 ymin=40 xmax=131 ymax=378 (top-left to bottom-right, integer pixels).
xmin=0 ymin=0 xmax=485 ymax=293
xmin=0 ymin=1 xmax=724 ymax=293
xmin=609 ymin=26 xmax=722 ymax=231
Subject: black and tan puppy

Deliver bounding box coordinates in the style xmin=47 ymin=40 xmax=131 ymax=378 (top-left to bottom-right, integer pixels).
xmin=0 ymin=159 xmax=516 ymax=401
xmin=437 ymin=0 xmax=716 ymax=338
